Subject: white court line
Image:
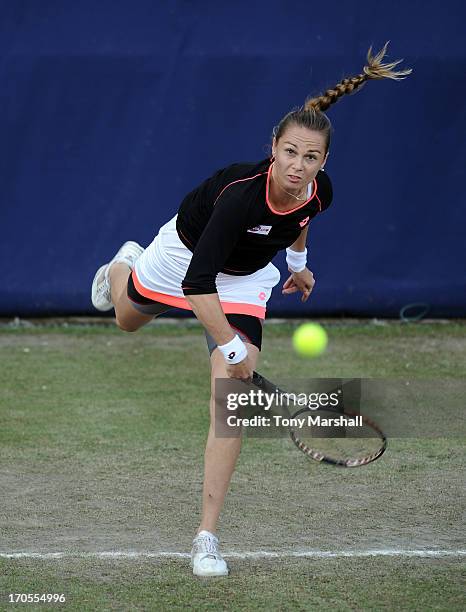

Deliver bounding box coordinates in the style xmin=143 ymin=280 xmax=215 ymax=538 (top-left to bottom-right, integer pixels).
xmin=1 ymin=550 xmax=465 ymax=560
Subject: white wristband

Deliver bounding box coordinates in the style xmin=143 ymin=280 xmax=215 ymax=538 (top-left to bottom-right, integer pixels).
xmin=286 ymin=247 xmax=307 ymax=273
xmin=218 ymin=334 xmax=248 ymax=365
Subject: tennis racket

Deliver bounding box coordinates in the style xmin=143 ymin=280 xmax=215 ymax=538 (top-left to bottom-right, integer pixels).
xmin=250 ymin=371 xmax=387 ymax=467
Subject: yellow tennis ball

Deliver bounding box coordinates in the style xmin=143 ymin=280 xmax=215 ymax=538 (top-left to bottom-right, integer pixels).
xmin=292 ymin=323 xmax=328 ymax=358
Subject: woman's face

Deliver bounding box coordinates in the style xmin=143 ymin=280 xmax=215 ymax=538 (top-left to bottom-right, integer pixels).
xmin=272 ymin=125 xmax=328 ymax=194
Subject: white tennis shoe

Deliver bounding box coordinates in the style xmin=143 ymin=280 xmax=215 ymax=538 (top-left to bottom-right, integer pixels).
xmin=91 ymin=241 xmax=144 ymax=312
xmin=191 ymin=530 xmax=229 ymax=577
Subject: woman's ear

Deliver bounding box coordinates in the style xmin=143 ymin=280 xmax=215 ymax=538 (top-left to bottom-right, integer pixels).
xmin=321 ymin=150 xmax=329 ymax=169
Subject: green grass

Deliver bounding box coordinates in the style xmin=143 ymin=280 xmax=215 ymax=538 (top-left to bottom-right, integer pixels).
xmin=0 ymin=320 xmax=465 ymax=611
xmin=2 ymin=558 xmax=464 ymax=611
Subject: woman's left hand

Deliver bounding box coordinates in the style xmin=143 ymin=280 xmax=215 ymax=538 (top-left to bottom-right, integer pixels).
xmin=281 ymin=268 xmax=315 ymax=303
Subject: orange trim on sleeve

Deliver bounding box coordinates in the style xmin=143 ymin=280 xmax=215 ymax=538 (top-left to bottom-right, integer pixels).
xmin=315 ymin=192 xmax=322 ymax=212
xmin=131 ymin=270 xmax=266 ymax=318
xmin=213 ymin=171 xmax=268 ymax=206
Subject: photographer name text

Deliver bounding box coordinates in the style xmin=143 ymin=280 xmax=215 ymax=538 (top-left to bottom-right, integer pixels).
xmin=226 ymin=414 xmax=362 ymax=428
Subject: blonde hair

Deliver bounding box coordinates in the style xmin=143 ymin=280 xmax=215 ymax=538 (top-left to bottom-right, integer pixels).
xmin=305 ymin=41 xmax=412 ymax=112
xmin=273 ymin=42 xmax=412 ymax=152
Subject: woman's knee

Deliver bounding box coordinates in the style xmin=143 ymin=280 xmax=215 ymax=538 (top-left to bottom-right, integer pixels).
xmin=114 ymin=299 xmax=154 ymax=332
xmin=115 ymin=315 xmax=143 ymax=332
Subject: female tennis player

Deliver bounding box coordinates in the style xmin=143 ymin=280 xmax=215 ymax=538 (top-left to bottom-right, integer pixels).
xmin=91 ymin=42 xmax=411 ymax=577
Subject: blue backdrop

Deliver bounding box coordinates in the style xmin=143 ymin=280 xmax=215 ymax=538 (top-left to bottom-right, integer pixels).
xmin=1 ymin=0 xmax=465 ymax=317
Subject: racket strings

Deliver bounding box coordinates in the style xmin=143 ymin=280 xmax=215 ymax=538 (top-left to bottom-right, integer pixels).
xmin=287 ymin=408 xmax=386 ymax=466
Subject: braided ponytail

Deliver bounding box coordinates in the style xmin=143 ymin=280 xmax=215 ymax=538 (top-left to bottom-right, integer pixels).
xmin=306 ymin=41 xmax=413 ymax=112
xmin=273 ymin=42 xmax=412 ymax=152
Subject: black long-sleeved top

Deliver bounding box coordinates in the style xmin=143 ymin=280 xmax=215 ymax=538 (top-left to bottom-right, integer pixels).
xmin=176 ymin=158 xmax=333 ymax=295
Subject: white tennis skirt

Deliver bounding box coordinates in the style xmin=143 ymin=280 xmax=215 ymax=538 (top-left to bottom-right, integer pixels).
xmin=133 ymin=214 xmax=281 ymax=319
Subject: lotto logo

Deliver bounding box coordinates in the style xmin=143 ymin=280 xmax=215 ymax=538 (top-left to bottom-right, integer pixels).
xmin=299 ymin=216 xmax=310 ymax=228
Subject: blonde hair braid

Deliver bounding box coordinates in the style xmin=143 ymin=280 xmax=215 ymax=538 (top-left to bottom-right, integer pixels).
xmin=305 ymin=41 xmax=413 ymax=112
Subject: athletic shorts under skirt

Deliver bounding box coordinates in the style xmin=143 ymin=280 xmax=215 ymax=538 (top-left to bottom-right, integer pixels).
xmin=129 ymin=214 xmax=281 ymax=352
xmin=133 ymin=214 xmax=280 ymax=319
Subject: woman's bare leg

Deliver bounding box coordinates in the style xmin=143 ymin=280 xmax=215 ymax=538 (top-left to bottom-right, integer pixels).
xmin=110 ymin=259 xmax=258 ymax=531
xmin=108 ymin=262 xmax=157 ymax=331
xmin=197 ymin=343 xmax=259 ymax=535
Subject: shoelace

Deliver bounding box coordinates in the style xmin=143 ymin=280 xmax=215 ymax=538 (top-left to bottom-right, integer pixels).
xmin=193 ymin=535 xmax=219 ymax=558
xmin=96 ymin=272 xmax=111 ymax=297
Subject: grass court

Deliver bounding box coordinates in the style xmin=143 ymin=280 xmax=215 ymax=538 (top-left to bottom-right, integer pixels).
xmin=0 ymin=320 xmax=464 ymax=610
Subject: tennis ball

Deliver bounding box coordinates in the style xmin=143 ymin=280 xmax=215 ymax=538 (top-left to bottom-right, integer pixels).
xmin=292 ymin=323 xmax=328 ymax=358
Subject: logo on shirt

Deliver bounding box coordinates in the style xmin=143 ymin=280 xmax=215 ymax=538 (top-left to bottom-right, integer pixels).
xmin=247 ymin=224 xmax=272 ymax=235
xmin=299 ymin=216 xmax=310 ymax=228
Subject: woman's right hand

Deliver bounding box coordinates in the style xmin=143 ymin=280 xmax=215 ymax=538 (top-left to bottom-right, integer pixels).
xmin=226 ymin=356 xmax=253 ymax=381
